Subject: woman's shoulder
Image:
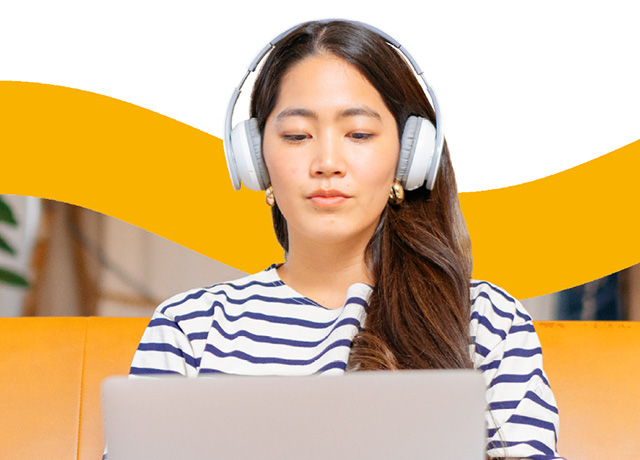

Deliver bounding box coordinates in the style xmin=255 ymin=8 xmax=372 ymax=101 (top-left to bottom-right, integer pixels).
xmin=469 ymin=280 xmax=537 ymax=354
xmin=154 ymin=265 xmax=282 ymax=321
xmin=469 ymin=280 xmax=533 ymax=324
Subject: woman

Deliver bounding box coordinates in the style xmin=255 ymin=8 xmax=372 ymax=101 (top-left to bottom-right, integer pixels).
xmin=129 ymin=20 xmax=563 ymax=459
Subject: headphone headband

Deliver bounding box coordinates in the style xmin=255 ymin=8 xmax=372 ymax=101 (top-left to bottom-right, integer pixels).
xmin=224 ymin=19 xmax=444 ymax=191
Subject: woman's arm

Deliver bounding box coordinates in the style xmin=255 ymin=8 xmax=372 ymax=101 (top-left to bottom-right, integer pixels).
xmin=471 ymin=281 xmax=565 ymax=460
xmin=102 ymin=293 xmax=203 ymax=459
xmin=129 ymin=307 xmax=200 ymax=377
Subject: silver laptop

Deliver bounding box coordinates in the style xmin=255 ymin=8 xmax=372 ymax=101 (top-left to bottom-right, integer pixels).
xmin=102 ymin=370 xmax=486 ymax=460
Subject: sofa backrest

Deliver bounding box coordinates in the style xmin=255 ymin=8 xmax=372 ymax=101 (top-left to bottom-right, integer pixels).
xmin=0 ymin=317 xmax=148 ymax=460
xmin=536 ymin=321 xmax=640 ymax=460
xmin=1 ymin=318 xmax=639 ymax=459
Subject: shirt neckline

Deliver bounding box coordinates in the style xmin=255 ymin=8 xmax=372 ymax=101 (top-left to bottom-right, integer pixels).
xmin=264 ymin=264 xmax=373 ymax=311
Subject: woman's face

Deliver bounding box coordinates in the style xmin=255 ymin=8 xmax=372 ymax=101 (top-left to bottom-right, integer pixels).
xmin=262 ymin=54 xmax=400 ymax=247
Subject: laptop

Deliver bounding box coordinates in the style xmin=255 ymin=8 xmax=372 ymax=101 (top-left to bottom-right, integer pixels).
xmin=102 ymin=370 xmax=487 ymax=460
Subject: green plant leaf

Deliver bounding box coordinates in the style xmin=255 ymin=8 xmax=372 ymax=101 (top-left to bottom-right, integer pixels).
xmin=0 ymin=267 xmax=29 ymax=288
xmin=0 ymin=196 xmax=18 ymax=226
xmin=0 ymin=234 xmax=16 ymax=255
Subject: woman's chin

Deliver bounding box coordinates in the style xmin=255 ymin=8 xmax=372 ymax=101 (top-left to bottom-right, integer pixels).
xmin=289 ymin=221 xmax=379 ymax=250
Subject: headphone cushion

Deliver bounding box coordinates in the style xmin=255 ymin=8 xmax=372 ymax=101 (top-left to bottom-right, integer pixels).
xmin=398 ymin=116 xmax=438 ymax=191
xmin=230 ymin=119 xmax=270 ymax=191
xmin=397 ymin=116 xmax=421 ymax=187
xmin=246 ymin=118 xmax=270 ymax=190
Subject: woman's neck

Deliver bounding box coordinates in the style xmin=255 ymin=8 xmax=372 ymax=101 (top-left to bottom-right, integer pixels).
xmin=277 ymin=235 xmax=373 ymax=310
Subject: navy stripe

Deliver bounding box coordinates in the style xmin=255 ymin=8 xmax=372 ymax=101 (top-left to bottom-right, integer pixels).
xmin=160 ymin=287 xmax=320 ymax=315
xmin=174 ymin=305 xmax=217 ymax=322
xmin=163 ymin=286 xmax=325 ymax=316
xmin=204 ymin=339 xmax=353 ymax=366
xmin=217 ymin=291 xmax=319 ymax=306
xmin=489 ymin=391 xmax=559 ymax=415
xmin=198 ymin=368 xmax=226 ymax=375
xmin=478 ymin=358 xmax=501 ymax=372
xmin=137 ymin=343 xmax=200 ymax=368
xmin=160 ymin=289 xmax=211 ymax=314
xmin=346 ymin=296 xmax=368 ymax=310
xmin=222 ymin=301 xmax=341 ymax=328
xmin=489 ymin=368 xmax=550 ymax=388
xmin=316 ymin=360 xmax=348 ymax=373
xmin=209 ymin=288 xmax=314 ymax=306
xmin=474 ymin=342 xmax=491 ymax=358
xmin=471 ymin=311 xmax=507 ymax=340
xmin=129 ymin=367 xmax=184 ymax=376
xmin=474 ymin=291 xmax=514 ymax=320
xmin=510 ymin=323 xmax=536 ymax=334
xmin=489 ymin=399 xmax=519 ymax=410
xmin=524 ymin=390 xmax=559 ymax=414
xmin=471 ymin=280 xmax=532 ymax=321
xmin=172 ymin=293 xmax=356 ymax=325
xmin=504 ymin=347 xmax=542 ymax=358
xmin=147 ymin=317 xmax=182 ymax=331
xmin=508 ymin=414 xmax=557 ymax=434
xmin=174 ymin=291 xmax=367 ymax=323
xmin=171 ymin=299 xmax=342 ymax=329
xmin=471 ymin=280 xmax=518 ymax=304
xmin=515 ymin=308 xmax=533 ymax=322
xmin=209 ymin=279 xmax=284 ymax=290
xmin=187 ymin=331 xmax=209 ymax=341
xmin=487 ymin=439 xmax=556 ymax=457
xmin=210 ymin=317 xmax=361 ymax=348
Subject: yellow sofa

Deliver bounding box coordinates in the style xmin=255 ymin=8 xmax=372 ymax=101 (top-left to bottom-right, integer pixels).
xmin=1 ymin=318 xmax=639 ymax=460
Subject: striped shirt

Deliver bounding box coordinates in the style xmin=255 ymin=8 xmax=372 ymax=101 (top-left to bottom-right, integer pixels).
xmin=130 ymin=265 xmax=564 ymax=459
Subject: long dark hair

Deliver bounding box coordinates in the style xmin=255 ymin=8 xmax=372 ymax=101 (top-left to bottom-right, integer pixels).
xmin=250 ymin=20 xmax=473 ymax=370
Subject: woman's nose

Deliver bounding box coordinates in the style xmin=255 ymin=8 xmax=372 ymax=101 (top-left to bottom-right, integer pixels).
xmin=310 ymin=133 xmax=347 ymax=178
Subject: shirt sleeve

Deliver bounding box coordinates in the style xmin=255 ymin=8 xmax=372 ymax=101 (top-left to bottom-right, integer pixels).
xmin=129 ymin=296 xmax=201 ymax=378
xmin=470 ymin=281 xmax=566 ymax=460
xmin=102 ymin=294 xmax=203 ymax=460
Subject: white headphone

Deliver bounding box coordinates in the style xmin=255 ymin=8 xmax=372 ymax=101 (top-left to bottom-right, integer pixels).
xmin=223 ymin=19 xmax=444 ymax=193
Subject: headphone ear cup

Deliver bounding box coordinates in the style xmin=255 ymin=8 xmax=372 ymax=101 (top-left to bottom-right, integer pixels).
xmin=396 ymin=116 xmax=420 ymax=188
xmin=246 ymin=118 xmax=270 ymax=190
xmin=229 ymin=118 xmax=270 ymax=191
xmin=397 ymin=116 xmax=437 ymax=191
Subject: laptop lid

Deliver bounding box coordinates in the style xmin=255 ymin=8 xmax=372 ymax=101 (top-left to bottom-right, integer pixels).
xmin=102 ymin=370 xmax=486 ymax=460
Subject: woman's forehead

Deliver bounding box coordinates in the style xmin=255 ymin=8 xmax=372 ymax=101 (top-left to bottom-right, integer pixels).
xmin=272 ymin=54 xmax=391 ymax=119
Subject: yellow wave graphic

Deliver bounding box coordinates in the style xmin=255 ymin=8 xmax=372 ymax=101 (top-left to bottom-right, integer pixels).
xmin=461 ymin=139 xmax=640 ymax=299
xmin=2 ymin=81 xmax=638 ymax=299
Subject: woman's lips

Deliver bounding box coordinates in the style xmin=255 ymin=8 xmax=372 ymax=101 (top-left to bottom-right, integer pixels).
xmin=308 ymin=190 xmax=351 ymax=207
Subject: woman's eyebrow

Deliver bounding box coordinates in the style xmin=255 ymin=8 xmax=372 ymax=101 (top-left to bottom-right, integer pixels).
xmin=275 ymin=108 xmax=317 ymax=122
xmin=274 ymin=106 xmax=382 ymax=123
xmin=336 ymin=106 xmax=381 ymax=120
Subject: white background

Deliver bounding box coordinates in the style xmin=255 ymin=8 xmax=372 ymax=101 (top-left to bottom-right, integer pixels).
xmin=2 ymin=0 xmax=639 ymax=192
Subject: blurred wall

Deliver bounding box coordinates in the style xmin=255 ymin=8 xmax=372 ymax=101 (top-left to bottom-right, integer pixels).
xmin=24 ymin=200 xmax=246 ymax=317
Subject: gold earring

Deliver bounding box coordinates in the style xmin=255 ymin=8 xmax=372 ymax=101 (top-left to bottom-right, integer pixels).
xmin=388 ymin=181 xmax=404 ymax=205
xmin=265 ymin=185 xmax=275 ymax=207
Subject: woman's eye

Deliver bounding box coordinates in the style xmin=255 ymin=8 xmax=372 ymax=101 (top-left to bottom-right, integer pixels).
xmin=283 ymin=134 xmax=309 ymax=142
xmin=348 ymin=132 xmax=374 ymax=141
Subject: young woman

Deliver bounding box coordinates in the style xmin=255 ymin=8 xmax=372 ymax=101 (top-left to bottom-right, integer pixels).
xmin=129 ymin=20 xmax=563 ymax=459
